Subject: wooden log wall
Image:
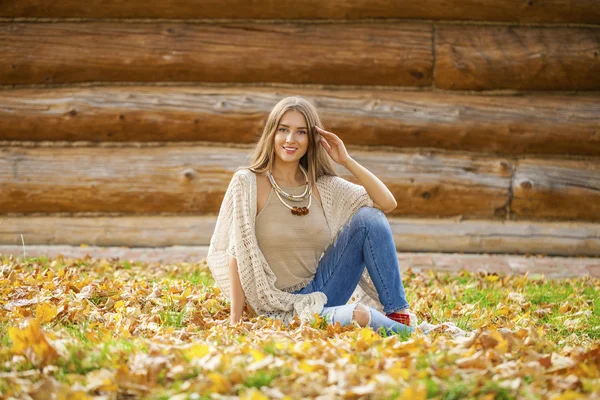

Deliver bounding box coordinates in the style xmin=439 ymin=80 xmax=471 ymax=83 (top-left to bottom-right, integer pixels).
xmin=1 ymin=0 xmax=599 ymax=24
xmin=1 ymin=1 xmax=599 ymax=256
xmin=2 ymin=216 xmax=600 ymax=257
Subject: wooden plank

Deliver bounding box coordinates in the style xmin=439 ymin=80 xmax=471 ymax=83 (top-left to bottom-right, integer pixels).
xmin=2 ymin=87 xmax=599 ymax=157
xmin=0 ymin=22 xmax=432 ymax=86
xmin=2 ymin=216 xmax=599 ymax=256
xmin=0 ymin=145 xmax=511 ymax=218
xmin=436 ymin=25 xmax=600 ymax=90
xmin=1 ymin=0 xmax=598 ymax=24
xmin=512 ymin=158 xmax=600 ymax=221
xmin=0 ymin=216 xmax=217 ymax=246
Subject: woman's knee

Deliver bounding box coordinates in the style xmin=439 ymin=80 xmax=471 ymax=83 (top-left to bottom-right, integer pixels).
xmin=352 ymin=304 xmax=371 ymax=327
xmin=354 ymin=207 xmax=388 ymax=230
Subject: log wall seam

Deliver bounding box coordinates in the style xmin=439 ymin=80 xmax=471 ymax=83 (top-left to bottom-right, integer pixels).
xmin=3 ymin=85 xmax=600 ymax=97
xmin=0 ymin=17 xmax=599 ymax=29
xmin=3 ymin=142 xmax=600 ymax=164
xmin=3 ymin=83 xmax=600 ymax=97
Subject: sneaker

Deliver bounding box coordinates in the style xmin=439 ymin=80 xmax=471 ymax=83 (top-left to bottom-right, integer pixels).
xmin=386 ymin=310 xmax=417 ymax=328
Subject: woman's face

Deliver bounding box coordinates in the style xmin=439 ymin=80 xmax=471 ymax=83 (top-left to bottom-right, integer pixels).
xmin=273 ymin=110 xmax=310 ymax=166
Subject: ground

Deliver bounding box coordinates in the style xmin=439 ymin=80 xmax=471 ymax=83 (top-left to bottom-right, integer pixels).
xmin=1 ymin=253 xmax=599 ymax=399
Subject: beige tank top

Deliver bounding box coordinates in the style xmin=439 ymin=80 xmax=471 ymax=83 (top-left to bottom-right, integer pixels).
xmin=256 ymin=183 xmax=332 ymax=292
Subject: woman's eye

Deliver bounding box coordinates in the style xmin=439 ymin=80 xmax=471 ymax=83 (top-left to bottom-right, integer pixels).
xmin=278 ymin=127 xmax=306 ymax=134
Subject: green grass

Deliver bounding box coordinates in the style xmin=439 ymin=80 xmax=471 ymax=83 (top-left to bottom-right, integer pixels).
xmin=180 ymin=269 xmax=214 ymax=287
xmin=442 ymin=380 xmax=470 ymax=400
xmin=159 ymin=309 xmax=186 ymax=328
xmin=243 ymin=370 xmax=280 ymax=389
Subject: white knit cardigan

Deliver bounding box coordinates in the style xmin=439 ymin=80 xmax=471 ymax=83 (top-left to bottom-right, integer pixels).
xmin=206 ymin=168 xmax=386 ymax=325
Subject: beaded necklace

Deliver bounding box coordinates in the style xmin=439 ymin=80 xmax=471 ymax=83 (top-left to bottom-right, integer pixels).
xmin=267 ymin=164 xmax=312 ymax=216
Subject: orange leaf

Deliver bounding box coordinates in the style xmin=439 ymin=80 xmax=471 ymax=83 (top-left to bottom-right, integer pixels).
xmin=8 ymin=318 xmax=59 ymax=367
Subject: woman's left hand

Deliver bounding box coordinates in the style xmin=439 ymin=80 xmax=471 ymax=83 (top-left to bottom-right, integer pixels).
xmin=316 ymin=126 xmax=352 ymax=167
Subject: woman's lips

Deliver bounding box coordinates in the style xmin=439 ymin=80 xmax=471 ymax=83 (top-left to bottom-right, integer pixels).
xmin=283 ymin=146 xmax=297 ymax=154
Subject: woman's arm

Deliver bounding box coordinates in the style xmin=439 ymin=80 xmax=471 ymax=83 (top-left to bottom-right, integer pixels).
xmin=316 ymin=126 xmax=397 ymax=213
xmin=228 ymin=255 xmax=246 ymax=324
xmin=342 ymin=157 xmax=397 ymax=213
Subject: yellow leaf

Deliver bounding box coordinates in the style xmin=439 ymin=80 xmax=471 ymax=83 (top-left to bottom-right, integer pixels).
xmin=559 ymin=301 xmax=572 ymax=313
xmin=292 ymin=341 xmax=311 ymax=356
xmin=552 ymin=390 xmax=586 ymax=400
xmin=485 ymin=275 xmax=500 ymax=282
xmin=184 ymin=344 xmax=210 ymax=360
xmin=400 ymin=384 xmax=427 ymax=400
xmin=274 ymin=342 xmax=286 ymax=350
xmin=434 ymin=367 xmax=453 ymax=378
xmin=7 ymin=326 xmax=27 ymax=354
xmin=113 ymin=300 xmax=125 ymax=310
xmin=35 ymin=302 xmax=58 ymax=324
xmin=512 ymin=311 xmax=530 ymax=323
xmin=250 ymin=349 xmax=265 ymax=361
xmin=240 ymin=389 xmax=269 ymax=400
xmin=174 ymin=287 xmax=192 ymax=301
xmin=208 ymin=372 xmax=231 ymax=394
xmin=494 ymin=335 xmax=509 ymax=354
xmin=298 ymin=361 xmax=316 ymax=373
xmin=8 ymin=319 xmax=58 ymax=367
xmin=387 ymin=362 xmax=410 ymax=380
xmin=496 ymin=303 xmax=510 ymax=316
xmin=358 ymin=327 xmax=379 ymax=344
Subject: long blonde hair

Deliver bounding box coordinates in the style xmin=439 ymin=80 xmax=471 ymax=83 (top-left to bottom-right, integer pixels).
xmin=241 ymin=96 xmax=338 ymax=184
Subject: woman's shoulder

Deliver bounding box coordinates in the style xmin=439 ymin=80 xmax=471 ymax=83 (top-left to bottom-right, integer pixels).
xmin=316 ymin=173 xmax=337 ymax=184
xmin=231 ymin=168 xmax=255 ymax=182
xmin=318 ymin=174 xmax=365 ymax=194
xmin=317 ymin=174 xmax=347 ymax=187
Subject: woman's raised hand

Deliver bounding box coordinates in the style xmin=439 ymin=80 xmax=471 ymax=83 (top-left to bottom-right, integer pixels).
xmin=315 ymin=126 xmax=352 ymax=167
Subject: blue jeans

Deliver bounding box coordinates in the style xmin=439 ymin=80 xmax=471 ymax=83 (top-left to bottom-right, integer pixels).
xmin=292 ymin=206 xmax=413 ymax=336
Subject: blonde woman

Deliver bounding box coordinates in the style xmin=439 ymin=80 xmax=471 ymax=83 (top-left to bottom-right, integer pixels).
xmin=206 ymin=96 xmax=417 ymax=336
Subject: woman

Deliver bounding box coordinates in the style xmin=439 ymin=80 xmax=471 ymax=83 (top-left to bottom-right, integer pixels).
xmin=206 ymin=96 xmax=417 ymax=336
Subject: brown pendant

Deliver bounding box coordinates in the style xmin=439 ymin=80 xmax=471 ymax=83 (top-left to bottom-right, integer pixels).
xmin=292 ymin=207 xmax=309 ymax=216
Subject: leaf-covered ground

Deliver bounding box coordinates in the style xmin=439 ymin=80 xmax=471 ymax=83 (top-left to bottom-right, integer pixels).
xmin=1 ymin=254 xmax=599 ymax=399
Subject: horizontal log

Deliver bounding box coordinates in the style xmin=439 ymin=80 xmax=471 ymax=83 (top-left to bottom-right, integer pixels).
xmin=2 ymin=216 xmax=599 ymax=256
xmin=1 ymin=87 xmax=600 ymax=157
xmin=342 ymin=151 xmax=511 ymax=218
xmin=0 ymin=22 xmax=432 ymax=86
xmin=512 ymin=158 xmax=600 ymax=221
xmin=436 ymin=25 xmax=600 ymax=90
xmin=1 ymin=0 xmax=598 ymax=24
xmin=0 ymin=145 xmax=511 ymax=218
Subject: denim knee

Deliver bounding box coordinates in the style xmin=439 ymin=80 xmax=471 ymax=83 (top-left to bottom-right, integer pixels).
xmin=352 ymin=207 xmax=388 ymax=230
